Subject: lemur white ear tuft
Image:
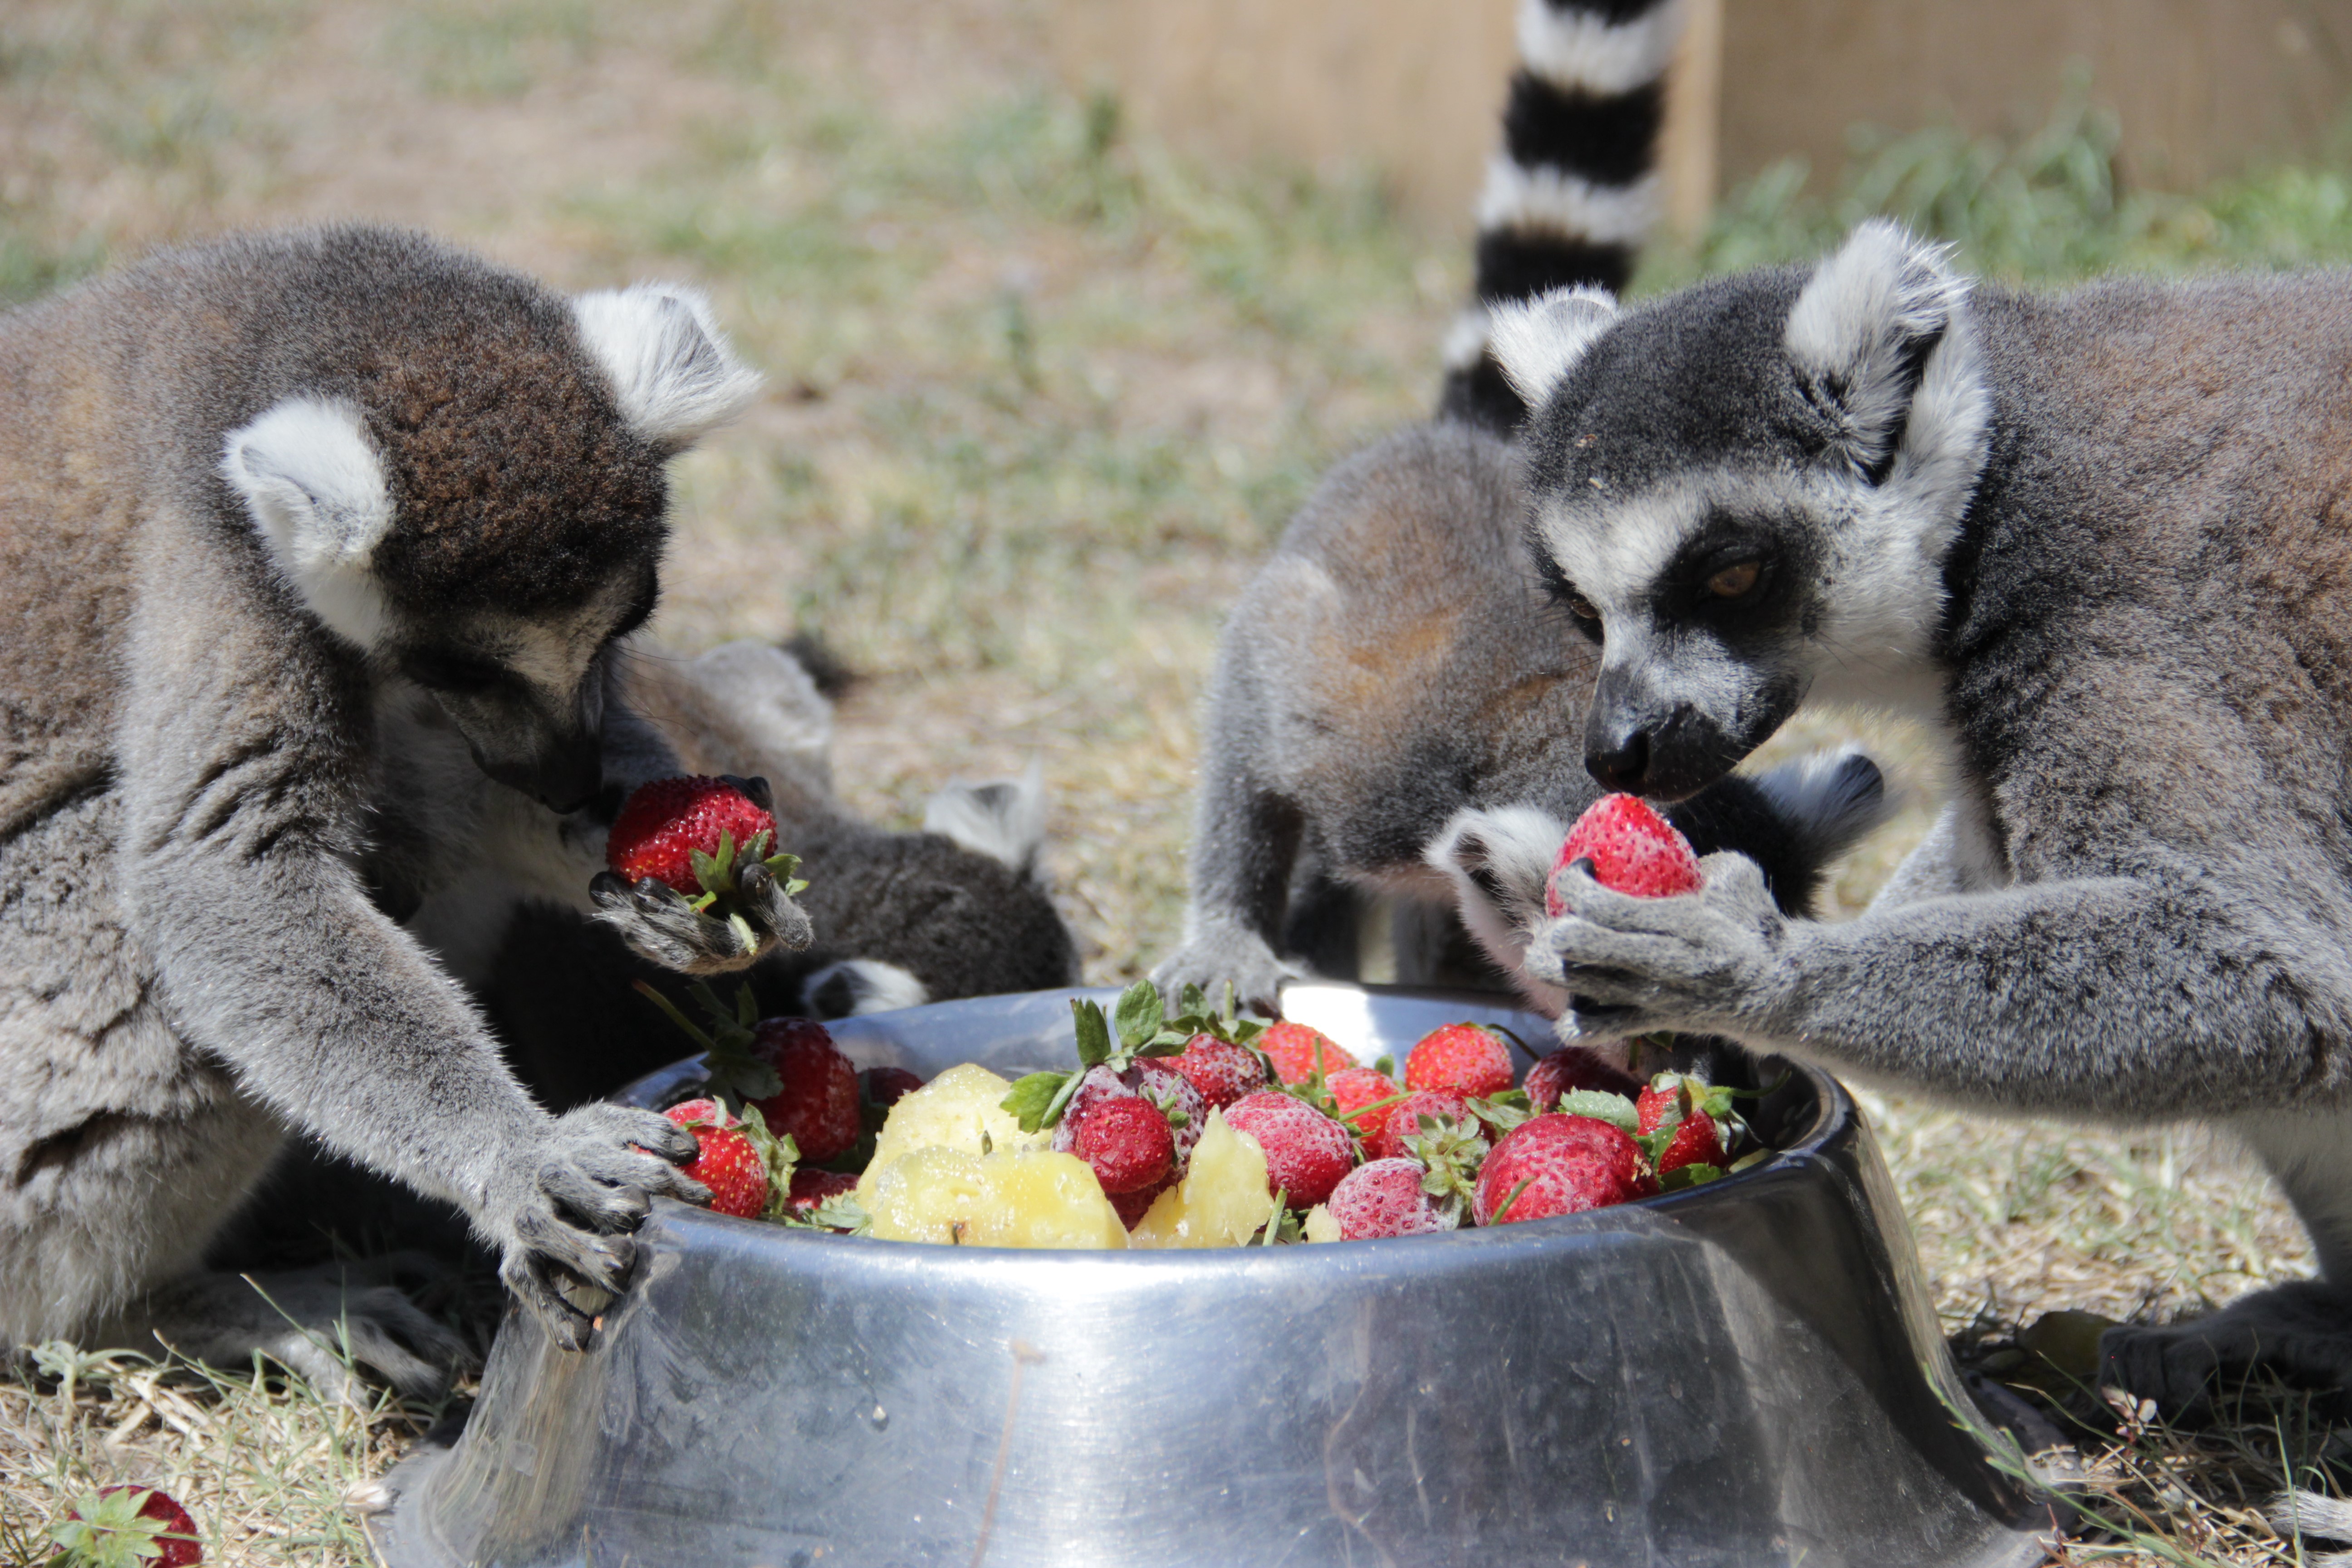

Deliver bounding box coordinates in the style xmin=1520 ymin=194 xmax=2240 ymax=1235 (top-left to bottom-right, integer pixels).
xmin=923 ymin=759 xmax=1050 ymax=884
xmin=571 ymin=283 xmax=764 ymax=451
xmin=1486 ymin=285 xmax=1620 ymax=412
xmin=221 ymin=395 xmax=395 ymax=648
xmin=1784 ymin=219 xmax=1972 ymax=484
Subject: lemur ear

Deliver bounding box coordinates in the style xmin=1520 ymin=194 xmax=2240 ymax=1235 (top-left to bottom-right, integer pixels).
xmin=923 ymin=759 xmax=1050 ymax=885
xmin=1486 ymin=285 xmax=1620 ymax=411
xmin=571 ymin=283 xmax=764 ymax=452
xmin=221 ymin=395 xmax=395 ymax=647
xmin=1784 ymin=220 xmax=1970 ymax=485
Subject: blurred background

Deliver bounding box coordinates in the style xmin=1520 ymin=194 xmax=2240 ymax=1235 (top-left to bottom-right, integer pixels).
xmin=6 ymin=2 xmax=2352 ymax=1559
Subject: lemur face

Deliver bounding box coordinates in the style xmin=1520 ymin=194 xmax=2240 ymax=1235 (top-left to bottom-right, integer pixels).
xmin=390 ymin=568 xmax=657 ymax=813
xmin=220 ymin=278 xmax=762 ymax=815
xmin=1492 ymin=222 xmax=1992 ymax=799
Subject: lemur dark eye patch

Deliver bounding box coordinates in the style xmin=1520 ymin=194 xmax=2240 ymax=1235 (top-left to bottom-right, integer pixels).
xmin=400 ymin=649 xmax=510 ymax=694
xmin=1707 ymin=561 xmax=1761 ymax=599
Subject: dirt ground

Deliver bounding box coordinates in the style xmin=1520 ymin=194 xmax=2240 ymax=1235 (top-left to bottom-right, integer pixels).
xmin=0 ymin=1 xmax=2328 ymax=1561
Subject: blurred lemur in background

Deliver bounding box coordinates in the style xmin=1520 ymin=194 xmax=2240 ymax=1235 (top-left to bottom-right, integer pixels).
xmin=1154 ymin=0 xmax=1888 ymax=1016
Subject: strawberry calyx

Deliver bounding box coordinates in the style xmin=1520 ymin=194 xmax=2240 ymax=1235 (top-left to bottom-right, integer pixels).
xmin=685 ymin=828 xmax=808 ymax=957
xmin=633 ymin=978 xmax=784 ymax=1111
xmin=1001 ymin=978 xmax=1259 ymax=1132
xmin=1400 ymin=1111 xmax=1489 ymax=1225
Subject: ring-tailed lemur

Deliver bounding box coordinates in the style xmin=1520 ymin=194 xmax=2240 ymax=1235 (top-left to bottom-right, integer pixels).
xmin=1154 ymin=0 xmax=1890 ymax=1016
xmin=0 ymin=226 xmax=795 ymax=1395
xmin=1494 ymin=216 xmax=2352 ymax=1412
xmin=213 ymin=637 xmax=1081 ymax=1275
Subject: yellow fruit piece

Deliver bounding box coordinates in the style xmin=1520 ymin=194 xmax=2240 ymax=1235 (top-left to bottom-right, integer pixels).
xmin=1128 ymin=1109 xmax=1279 ymax=1249
xmin=1302 ymin=1204 xmax=1341 ymax=1244
xmin=862 ymin=1146 xmax=1128 ymax=1249
xmin=857 ymin=1063 xmax=1046 ymax=1205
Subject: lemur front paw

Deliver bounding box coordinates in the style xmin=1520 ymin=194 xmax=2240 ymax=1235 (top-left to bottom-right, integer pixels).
xmin=134 ymin=1260 xmax=474 ymax=1406
xmin=2101 ymin=1279 xmax=2352 ymax=1416
xmin=588 ymin=859 xmax=812 ymax=975
xmin=487 ymin=1103 xmax=710 ymax=1350
xmin=1529 ymin=851 xmax=1793 ymax=1040
xmin=1151 ymin=931 xmax=1303 ymax=1019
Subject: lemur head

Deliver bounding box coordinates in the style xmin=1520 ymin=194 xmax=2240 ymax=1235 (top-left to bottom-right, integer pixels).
xmin=220 ymin=251 xmax=761 ymax=814
xmin=1493 ymin=220 xmax=1990 ymax=800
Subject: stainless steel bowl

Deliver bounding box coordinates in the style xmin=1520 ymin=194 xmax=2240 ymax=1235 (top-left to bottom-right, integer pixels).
xmin=365 ymin=985 xmax=2050 ymax=1568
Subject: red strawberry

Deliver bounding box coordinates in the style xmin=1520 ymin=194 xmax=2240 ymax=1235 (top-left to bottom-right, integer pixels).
xmin=68 ymin=1487 xmax=202 ymax=1567
xmin=1258 ymin=1020 xmax=1356 ymax=1085
xmin=749 ymin=1017 xmax=861 ymax=1164
xmin=1224 ymin=1090 xmax=1356 ymax=1208
xmin=1474 ymin=1114 xmax=1645 ymax=1225
xmin=1367 ymin=1088 xmax=1472 ymax=1161
xmin=1657 ymin=1114 xmax=1725 ymax=1176
xmin=1168 ymin=1032 xmax=1269 ymax=1108
xmin=786 ymin=1169 xmax=860 ymax=1219
xmin=1547 ymin=794 xmax=1702 ymax=914
xmin=1052 ymin=1064 xmax=1137 ymax=1154
xmin=608 ymin=776 xmax=780 ymax=895
xmin=1110 ymin=1176 xmax=1174 ymax=1229
xmin=1525 ymin=1046 xmax=1642 ymax=1110
xmin=663 ymin=1099 xmax=769 ymax=1219
xmin=1328 ymin=1157 xmax=1456 ymax=1240
xmin=1070 ymin=1096 xmax=1177 ymax=1195
xmin=1325 ymin=1067 xmax=1404 ymax=1146
xmin=861 ymin=1066 xmax=926 ymax=1107
xmin=1637 ymin=1074 xmax=1730 ymax=1177
xmin=1403 ymin=1023 xmax=1515 ymax=1099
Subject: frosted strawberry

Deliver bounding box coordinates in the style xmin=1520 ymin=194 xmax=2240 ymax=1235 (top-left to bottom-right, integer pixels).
xmin=1403 ymin=1023 xmax=1516 ymax=1099
xmin=861 ymin=1066 xmax=926 ymax=1107
xmin=1071 ymin=1096 xmax=1177 ymax=1195
xmin=1525 ymin=1045 xmax=1642 ymax=1109
xmin=1367 ymin=1088 xmax=1472 ymax=1161
xmin=662 ymin=1099 xmax=771 ymax=1219
xmin=1547 ymin=793 xmax=1702 ymax=915
xmin=1324 ymin=1067 xmax=1404 ymax=1146
xmin=1224 ymin=1090 xmax=1355 ymax=1208
xmin=64 ymin=1486 xmax=202 ymax=1567
xmin=1328 ymin=1157 xmax=1456 ymax=1240
xmin=1169 ymin=1032 xmax=1269 ymax=1108
xmin=1474 ymin=1113 xmax=1646 ymax=1225
xmin=1259 ymin=1020 xmax=1356 ymax=1085
xmin=749 ymin=1017 xmax=862 ymax=1164
xmin=1134 ymin=1058 xmax=1206 ymax=1170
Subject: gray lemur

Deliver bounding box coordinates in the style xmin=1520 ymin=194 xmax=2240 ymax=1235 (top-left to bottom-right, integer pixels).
xmin=481 ymin=638 xmax=1080 ymax=1110
xmin=1153 ymin=0 xmax=1887 ymax=1015
xmin=0 ymin=226 xmax=798 ymax=1394
xmin=1490 ymin=216 xmax=2352 ymax=1412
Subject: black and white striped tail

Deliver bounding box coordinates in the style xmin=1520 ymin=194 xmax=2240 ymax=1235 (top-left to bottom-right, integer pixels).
xmin=1437 ymin=0 xmax=1683 ymax=434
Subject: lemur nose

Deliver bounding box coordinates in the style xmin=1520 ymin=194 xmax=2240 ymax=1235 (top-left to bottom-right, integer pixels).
xmin=1587 ymin=729 xmax=1651 ymax=793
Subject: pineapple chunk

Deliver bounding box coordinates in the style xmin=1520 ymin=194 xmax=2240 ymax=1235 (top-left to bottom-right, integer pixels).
xmin=862 ymin=1146 xmax=1128 ymax=1250
xmin=857 ymin=1062 xmax=1046 ymax=1205
xmin=1302 ymin=1204 xmax=1342 ymax=1244
xmin=1128 ymin=1108 xmax=1279 ymax=1249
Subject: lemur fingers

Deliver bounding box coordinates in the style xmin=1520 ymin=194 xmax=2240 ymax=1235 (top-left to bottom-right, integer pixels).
xmin=588 ymin=870 xmax=796 ymax=975
xmin=735 ymin=859 xmax=813 ymax=951
xmin=1533 ymin=853 xmax=1788 ymax=1036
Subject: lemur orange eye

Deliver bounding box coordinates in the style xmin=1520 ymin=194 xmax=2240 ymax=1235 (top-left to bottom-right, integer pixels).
xmin=1707 ymin=560 xmax=1761 ymax=599
xmin=1567 ymin=593 xmax=1599 ymax=621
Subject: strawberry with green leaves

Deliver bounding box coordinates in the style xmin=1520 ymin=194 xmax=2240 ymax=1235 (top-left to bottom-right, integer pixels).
xmin=56 ymin=1486 xmax=201 ymax=1568
xmin=1327 ymin=1156 xmax=1457 ymax=1240
xmin=661 ymin=1098 xmax=796 ymax=1220
xmin=1474 ymin=1114 xmax=1648 ymax=1225
xmin=600 ymin=774 xmax=812 ymax=961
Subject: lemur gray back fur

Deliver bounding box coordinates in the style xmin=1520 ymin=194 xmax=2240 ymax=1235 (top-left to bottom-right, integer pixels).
xmin=1500 ymin=217 xmax=2352 ymax=1413
xmin=0 ymin=226 xmax=783 ymax=1393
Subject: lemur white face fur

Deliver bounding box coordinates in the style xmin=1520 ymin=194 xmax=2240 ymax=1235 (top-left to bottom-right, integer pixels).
xmin=220 ymin=283 xmax=760 ymax=813
xmin=1492 ymin=222 xmax=1991 ymax=798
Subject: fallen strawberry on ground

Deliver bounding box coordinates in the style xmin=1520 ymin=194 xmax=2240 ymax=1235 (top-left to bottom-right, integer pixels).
xmin=55 ymin=1485 xmax=201 ymax=1568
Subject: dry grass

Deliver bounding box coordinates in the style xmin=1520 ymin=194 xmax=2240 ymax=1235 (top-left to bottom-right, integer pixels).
xmin=0 ymin=3 xmax=2342 ymax=1563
